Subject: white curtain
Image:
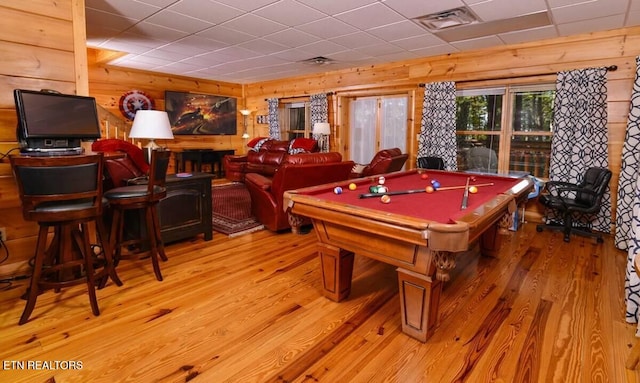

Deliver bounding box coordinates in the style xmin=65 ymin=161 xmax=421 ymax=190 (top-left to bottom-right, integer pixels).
xmin=417 ymin=82 xmax=458 ymax=170
xmin=548 ymin=67 xmax=611 ymax=232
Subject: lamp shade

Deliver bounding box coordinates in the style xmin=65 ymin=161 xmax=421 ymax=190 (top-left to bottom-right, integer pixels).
xmin=313 ymin=122 xmax=330 ymax=135
xmin=129 ymin=110 xmax=174 ymax=139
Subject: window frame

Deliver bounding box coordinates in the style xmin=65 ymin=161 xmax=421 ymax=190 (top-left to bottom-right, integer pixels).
xmin=455 ymin=81 xmax=555 ymax=177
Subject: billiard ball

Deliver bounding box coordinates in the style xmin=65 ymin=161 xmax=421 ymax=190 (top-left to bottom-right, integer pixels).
xmin=369 ymin=185 xmax=380 ymax=193
xmin=380 ymin=195 xmax=391 ymax=203
xmin=348 ymin=183 xmax=357 ymax=191
xmin=469 ymin=186 xmax=478 ymax=194
xmin=431 ymin=180 xmax=440 ymax=189
xmin=333 ymin=186 xmax=343 ymax=194
xmin=425 ymin=186 xmax=434 ymax=193
xmin=377 ymin=186 xmax=388 ymax=193
xmin=420 ymin=173 xmax=429 ymax=180
xmin=470 ymin=176 xmax=477 ymax=182
xmin=378 ymin=176 xmax=386 ymax=185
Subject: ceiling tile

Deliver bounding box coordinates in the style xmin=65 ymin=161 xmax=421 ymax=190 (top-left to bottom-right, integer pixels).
xmin=296 ymin=0 xmax=378 ymax=15
xmin=85 ymin=0 xmax=161 ymax=19
xmin=334 ymin=2 xmax=404 ymax=30
xmin=220 ymin=13 xmax=288 ymax=36
xmin=367 ymin=20 xmax=430 ymax=41
xmin=551 ymin=0 xmax=628 ymax=24
xmin=166 ymin=0 xmax=243 ymax=24
xmin=262 ymin=28 xmax=321 ymax=48
xmin=469 ymin=0 xmax=548 ymax=22
xmin=498 ymin=25 xmax=558 ymax=45
xmin=557 ymin=14 xmax=626 ymax=35
xmin=297 ymin=17 xmax=359 ymax=39
xmin=145 ymin=11 xmax=215 ymax=34
xmin=329 ymin=32 xmax=384 ymax=49
xmin=254 ymin=0 xmax=327 ymax=26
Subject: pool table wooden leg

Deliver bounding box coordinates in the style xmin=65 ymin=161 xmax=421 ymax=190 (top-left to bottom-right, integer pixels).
xmin=397 ymin=268 xmax=442 ymax=342
xmin=318 ymin=243 xmax=354 ymax=302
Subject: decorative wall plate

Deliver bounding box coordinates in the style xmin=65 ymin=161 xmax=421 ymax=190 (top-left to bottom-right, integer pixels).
xmin=119 ymin=90 xmax=155 ymax=120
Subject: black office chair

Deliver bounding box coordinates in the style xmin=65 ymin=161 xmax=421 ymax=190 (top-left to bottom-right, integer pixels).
xmin=10 ymin=153 xmax=122 ymax=324
xmin=536 ymin=167 xmax=612 ymax=243
xmin=417 ymin=156 xmax=445 ymax=170
xmin=105 ymin=149 xmax=171 ymax=281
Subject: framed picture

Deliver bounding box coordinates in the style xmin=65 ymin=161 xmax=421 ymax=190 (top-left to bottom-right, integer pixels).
xmin=164 ymin=91 xmax=237 ymax=135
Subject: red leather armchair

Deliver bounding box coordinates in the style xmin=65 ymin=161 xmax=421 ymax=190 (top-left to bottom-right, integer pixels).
xmin=350 ymin=148 xmax=408 ymax=178
xmin=91 ymin=139 xmax=148 ymax=189
xmin=244 ymin=152 xmax=354 ymax=232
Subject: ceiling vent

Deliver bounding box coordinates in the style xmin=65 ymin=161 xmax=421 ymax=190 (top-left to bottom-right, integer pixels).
xmin=301 ymin=56 xmax=335 ymax=65
xmin=415 ymin=7 xmax=478 ymax=31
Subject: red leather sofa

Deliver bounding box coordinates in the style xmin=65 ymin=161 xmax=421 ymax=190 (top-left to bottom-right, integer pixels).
xmin=224 ymin=137 xmax=319 ymax=182
xmin=350 ymin=148 xmax=409 ymax=178
xmin=244 ymin=152 xmax=354 ymax=233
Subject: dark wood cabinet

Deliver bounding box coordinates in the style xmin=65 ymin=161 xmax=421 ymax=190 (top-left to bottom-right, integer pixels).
xmin=125 ymin=172 xmax=213 ymax=244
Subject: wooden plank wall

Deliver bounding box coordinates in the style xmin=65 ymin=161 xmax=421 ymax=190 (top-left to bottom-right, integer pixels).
xmin=1 ymin=2 xmax=639 ymax=275
xmin=0 ymin=0 xmax=84 ymax=276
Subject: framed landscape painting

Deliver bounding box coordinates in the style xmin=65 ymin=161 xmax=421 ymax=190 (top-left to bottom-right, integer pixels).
xmin=165 ymin=91 xmax=237 ymax=135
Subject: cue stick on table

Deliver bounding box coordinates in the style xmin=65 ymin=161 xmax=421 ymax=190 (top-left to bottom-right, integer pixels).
xmin=461 ymin=177 xmax=470 ymax=210
xmin=358 ymin=182 xmax=495 ymax=198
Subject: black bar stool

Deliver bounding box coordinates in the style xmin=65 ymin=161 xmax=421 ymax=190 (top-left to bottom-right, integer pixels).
xmin=10 ymin=153 xmax=122 ymax=325
xmin=105 ymin=149 xmax=171 ymax=281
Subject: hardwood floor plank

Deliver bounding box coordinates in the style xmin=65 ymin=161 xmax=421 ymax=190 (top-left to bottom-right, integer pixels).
xmin=1 ymin=224 xmax=639 ymax=382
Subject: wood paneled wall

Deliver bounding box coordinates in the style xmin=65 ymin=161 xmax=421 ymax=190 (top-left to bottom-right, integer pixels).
xmin=0 ymin=0 xmax=88 ymax=276
xmin=1 ymin=2 xmax=639 ymax=275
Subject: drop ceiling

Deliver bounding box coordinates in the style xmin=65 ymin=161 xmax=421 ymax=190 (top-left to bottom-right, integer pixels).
xmin=86 ymin=0 xmax=640 ymax=84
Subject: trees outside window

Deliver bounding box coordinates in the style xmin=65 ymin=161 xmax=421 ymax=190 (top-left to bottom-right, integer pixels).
xmin=455 ymin=84 xmax=554 ymax=178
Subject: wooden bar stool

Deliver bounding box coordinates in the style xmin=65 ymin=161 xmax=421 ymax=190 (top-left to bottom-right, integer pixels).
xmin=104 ymin=149 xmax=171 ymax=281
xmin=10 ymin=153 xmax=122 ymax=325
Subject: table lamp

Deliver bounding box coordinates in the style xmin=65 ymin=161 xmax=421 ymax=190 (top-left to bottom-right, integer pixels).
xmin=313 ymin=122 xmax=331 ymax=152
xmin=128 ymin=110 xmax=174 ymax=163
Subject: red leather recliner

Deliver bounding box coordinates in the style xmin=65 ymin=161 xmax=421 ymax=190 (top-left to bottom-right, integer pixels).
xmin=350 ymin=148 xmax=408 ymax=178
xmin=244 ymin=152 xmax=354 ymax=232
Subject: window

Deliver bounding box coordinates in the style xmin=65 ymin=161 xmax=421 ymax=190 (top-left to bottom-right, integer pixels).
xmin=455 ymin=84 xmax=554 ymax=178
xmin=280 ymin=102 xmax=310 ymax=140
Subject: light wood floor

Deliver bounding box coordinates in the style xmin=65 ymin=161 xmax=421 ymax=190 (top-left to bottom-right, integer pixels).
xmin=0 ymin=222 xmax=638 ymax=382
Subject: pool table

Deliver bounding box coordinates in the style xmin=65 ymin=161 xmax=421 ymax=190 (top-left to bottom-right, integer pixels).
xmin=283 ymin=169 xmax=533 ymax=342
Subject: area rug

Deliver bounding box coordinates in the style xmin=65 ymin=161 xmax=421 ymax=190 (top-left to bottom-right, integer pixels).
xmin=212 ymin=183 xmax=264 ymax=237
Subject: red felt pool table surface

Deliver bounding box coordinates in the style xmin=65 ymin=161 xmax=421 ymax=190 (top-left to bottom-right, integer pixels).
xmin=283 ymin=169 xmax=533 ymax=342
xmin=305 ymin=170 xmax=527 ymax=225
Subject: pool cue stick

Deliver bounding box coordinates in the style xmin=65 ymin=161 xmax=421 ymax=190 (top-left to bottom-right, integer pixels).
xmin=434 ymin=182 xmax=494 ymax=191
xmin=358 ymin=182 xmax=495 ymax=199
xmin=359 ymin=188 xmax=427 ymax=198
xmin=461 ymin=177 xmax=470 ymax=210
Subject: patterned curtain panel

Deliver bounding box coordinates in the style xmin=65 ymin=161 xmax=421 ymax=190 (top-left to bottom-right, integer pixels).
xmin=267 ymin=98 xmax=280 ymax=139
xmin=310 ymin=93 xmax=328 ymax=125
xmin=310 ymin=93 xmax=329 ymax=146
xmin=417 ymin=82 xmax=458 ymax=170
xmin=549 ymin=67 xmax=611 ymax=232
xmin=622 ymin=57 xmax=640 ymax=333
xmin=617 ymin=56 xmax=640 ymax=250
xmin=625 ymin=175 xmax=640 ymax=334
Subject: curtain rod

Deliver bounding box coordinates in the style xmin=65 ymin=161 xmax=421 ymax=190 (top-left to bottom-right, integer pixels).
xmin=417 ymin=65 xmax=618 ymax=87
xmin=264 ymin=91 xmax=334 ymax=101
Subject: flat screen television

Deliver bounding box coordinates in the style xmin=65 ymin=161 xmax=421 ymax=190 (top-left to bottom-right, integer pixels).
xmin=14 ymin=89 xmax=101 ymax=155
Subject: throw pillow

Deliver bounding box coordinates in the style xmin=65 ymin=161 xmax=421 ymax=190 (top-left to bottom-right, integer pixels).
xmin=249 ymin=137 xmax=270 ymax=152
